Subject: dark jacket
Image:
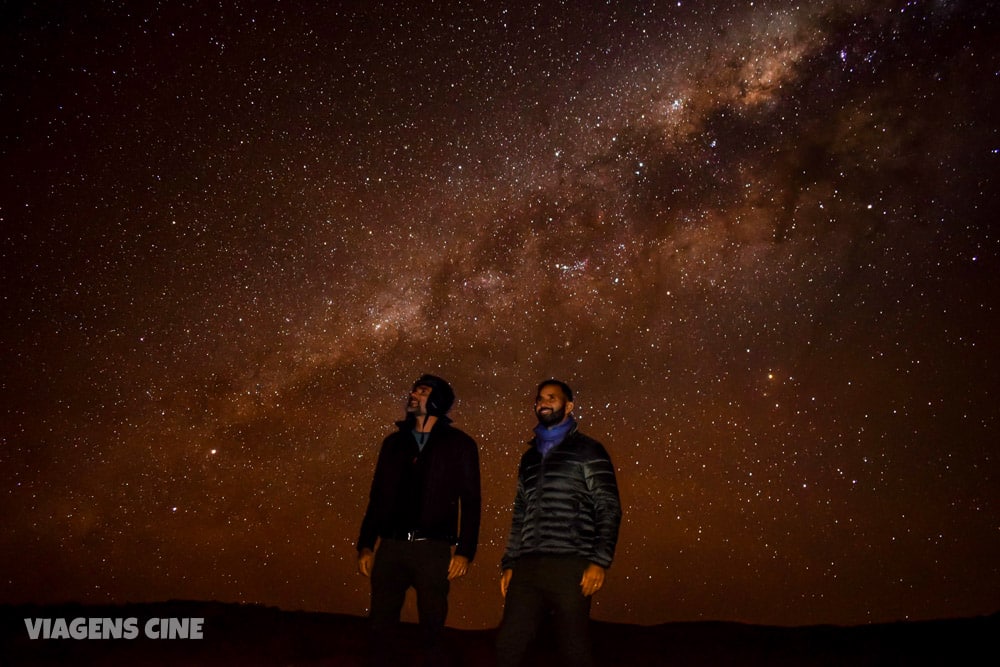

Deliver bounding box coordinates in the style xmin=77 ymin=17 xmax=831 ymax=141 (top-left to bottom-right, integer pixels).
xmin=357 ymin=417 xmax=481 ymax=561
xmin=501 ymin=428 xmax=621 ymax=570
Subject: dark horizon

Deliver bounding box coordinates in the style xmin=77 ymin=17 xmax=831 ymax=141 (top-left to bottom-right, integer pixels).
xmin=2 ymin=0 xmax=998 ymax=631
xmin=2 ymin=600 xmax=998 ymax=666
xmin=7 ymin=597 xmax=1000 ymax=629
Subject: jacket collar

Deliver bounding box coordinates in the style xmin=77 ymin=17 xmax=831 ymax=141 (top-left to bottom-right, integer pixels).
xmin=528 ymin=423 xmax=579 ymax=448
xmin=396 ymin=414 xmax=452 ymax=431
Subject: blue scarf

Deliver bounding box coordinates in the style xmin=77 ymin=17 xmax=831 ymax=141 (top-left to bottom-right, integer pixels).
xmin=533 ymin=415 xmax=576 ymax=457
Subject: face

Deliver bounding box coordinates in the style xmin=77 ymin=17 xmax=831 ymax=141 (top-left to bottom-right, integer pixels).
xmin=535 ymin=383 xmax=574 ymax=427
xmin=407 ymin=384 xmax=432 ymax=416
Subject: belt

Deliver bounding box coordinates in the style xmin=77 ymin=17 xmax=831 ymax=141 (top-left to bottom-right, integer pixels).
xmin=385 ymin=530 xmax=448 ymax=543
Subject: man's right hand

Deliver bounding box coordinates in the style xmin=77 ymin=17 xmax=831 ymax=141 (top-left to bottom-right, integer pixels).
xmin=500 ymin=568 xmax=513 ymax=597
xmin=358 ymin=548 xmax=375 ymax=577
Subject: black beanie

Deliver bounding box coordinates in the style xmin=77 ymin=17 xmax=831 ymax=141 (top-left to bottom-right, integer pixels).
xmin=413 ymin=374 xmax=455 ymax=417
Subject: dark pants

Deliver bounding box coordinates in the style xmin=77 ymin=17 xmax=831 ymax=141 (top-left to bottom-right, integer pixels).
xmin=369 ymin=538 xmax=452 ymax=666
xmin=495 ymin=556 xmax=594 ymax=667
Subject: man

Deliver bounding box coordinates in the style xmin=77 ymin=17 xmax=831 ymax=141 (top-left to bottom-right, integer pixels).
xmin=357 ymin=374 xmax=481 ymax=666
xmin=496 ymin=379 xmax=622 ymax=667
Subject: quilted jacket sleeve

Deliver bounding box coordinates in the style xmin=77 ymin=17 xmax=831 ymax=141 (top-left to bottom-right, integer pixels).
xmin=584 ymin=442 xmax=622 ymax=568
xmin=500 ymin=456 xmax=528 ymax=570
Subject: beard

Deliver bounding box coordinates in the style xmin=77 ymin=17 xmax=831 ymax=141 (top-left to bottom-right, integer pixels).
xmin=406 ymin=398 xmax=426 ymax=416
xmin=535 ymin=404 xmax=566 ymax=427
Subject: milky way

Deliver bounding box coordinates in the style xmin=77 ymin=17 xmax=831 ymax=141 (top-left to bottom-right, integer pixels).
xmin=2 ymin=0 xmax=998 ymax=629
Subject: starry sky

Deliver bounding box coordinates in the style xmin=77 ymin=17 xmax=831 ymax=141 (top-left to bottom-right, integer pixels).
xmin=2 ymin=0 xmax=998 ymax=631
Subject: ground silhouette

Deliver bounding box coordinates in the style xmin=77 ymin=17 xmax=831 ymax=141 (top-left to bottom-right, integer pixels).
xmin=1 ymin=600 xmax=996 ymax=666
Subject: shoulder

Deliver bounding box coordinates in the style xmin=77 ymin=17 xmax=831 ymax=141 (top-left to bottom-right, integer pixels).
xmin=382 ymin=428 xmax=408 ymax=446
xmin=567 ymin=431 xmax=612 ymax=460
xmin=518 ymin=444 xmax=540 ymax=468
xmin=377 ymin=430 xmax=411 ymax=459
xmin=436 ymin=424 xmax=478 ymax=448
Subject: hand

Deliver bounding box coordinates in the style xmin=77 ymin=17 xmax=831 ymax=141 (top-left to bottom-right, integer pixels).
xmin=580 ymin=563 xmax=605 ymax=597
xmin=358 ymin=548 xmax=374 ymax=577
xmin=448 ymin=555 xmax=470 ymax=580
xmin=500 ymin=569 xmax=513 ymax=597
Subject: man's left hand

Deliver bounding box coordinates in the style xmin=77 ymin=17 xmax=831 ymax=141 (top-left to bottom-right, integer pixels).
xmin=448 ymin=555 xmax=470 ymax=580
xmin=580 ymin=563 xmax=606 ymax=597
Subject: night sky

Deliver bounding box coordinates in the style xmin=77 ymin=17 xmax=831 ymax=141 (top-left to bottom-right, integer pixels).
xmin=2 ymin=0 xmax=998 ymax=631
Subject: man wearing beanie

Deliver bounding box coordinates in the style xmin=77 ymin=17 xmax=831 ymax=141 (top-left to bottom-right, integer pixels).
xmin=357 ymin=374 xmax=481 ymax=666
xmin=496 ymin=379 xmax=622 ymax=667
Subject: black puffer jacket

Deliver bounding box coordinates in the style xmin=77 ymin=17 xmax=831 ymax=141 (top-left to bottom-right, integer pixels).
xmin=501 ymin=428 xmax=621 ymax=570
